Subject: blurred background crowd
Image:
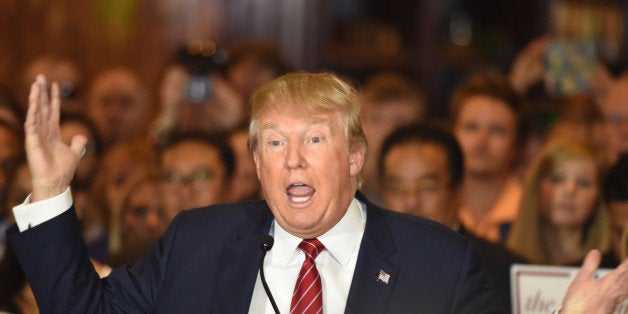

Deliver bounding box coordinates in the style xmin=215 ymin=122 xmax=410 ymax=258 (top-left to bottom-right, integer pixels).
xmin=1 ymin=0 xmax=628 ymax=312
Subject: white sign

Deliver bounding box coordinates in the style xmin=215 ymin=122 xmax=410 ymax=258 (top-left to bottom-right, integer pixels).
xmin=511 ymin=264 xmax=628 ymax=314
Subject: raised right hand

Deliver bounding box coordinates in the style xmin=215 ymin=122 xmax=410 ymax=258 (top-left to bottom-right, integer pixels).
xmin=25 ymin=75 xmax=87 ymax=202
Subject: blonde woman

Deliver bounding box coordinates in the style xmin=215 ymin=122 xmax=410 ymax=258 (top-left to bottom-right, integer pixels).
xmin=107 ymin=168 xmax=168 ymax=267
xmin=507 ymin=139 xmax=609 ymax=265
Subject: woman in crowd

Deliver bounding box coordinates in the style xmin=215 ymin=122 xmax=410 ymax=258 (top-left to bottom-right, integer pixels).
xmin=107 ymin=169 xmax=168 ymax=267
xmin=507 ymin=138 xmax=609 ymax=265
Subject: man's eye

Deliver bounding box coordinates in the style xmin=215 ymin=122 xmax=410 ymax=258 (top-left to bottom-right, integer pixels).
xmin=131 ymin=206 xmax=148 ymax=218
xmin=269 ymin=140 xmax=281 ymax=146
xmin=462 ymin=123 xmax=478 ymax=132
xmin=311 ymin=137 xmax=322 ymax=144
xmin=489 ymin=126 xmax=506 ymax=136
xmin=577 ymin=178 xmax=594 ymax=188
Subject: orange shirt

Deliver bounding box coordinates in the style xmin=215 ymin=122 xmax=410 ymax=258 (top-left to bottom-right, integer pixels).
xmin=458 ymin=176 xmax=522 ymax=244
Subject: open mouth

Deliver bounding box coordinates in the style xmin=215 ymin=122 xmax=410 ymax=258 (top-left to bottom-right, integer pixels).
xmin=286 ymin=183 xmax=315 ymax=203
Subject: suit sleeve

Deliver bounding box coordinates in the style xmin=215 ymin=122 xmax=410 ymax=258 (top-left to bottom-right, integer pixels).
xmin=7 ymin=207 xmax=183 ymax=313
xmin=450 ymin=241 xmax=507 ymax=314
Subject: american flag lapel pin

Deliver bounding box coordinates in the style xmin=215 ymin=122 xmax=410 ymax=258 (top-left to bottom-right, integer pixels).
xmin=377 ymin=269 xmax=390 ymax=284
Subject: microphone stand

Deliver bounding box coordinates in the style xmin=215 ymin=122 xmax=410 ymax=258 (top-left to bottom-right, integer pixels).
xmin=260 ymin=235 xmax=280 ymax=314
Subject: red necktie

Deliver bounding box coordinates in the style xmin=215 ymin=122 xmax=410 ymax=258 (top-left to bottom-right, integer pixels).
xmin=290 ymin=238 xmax=325 ymax=314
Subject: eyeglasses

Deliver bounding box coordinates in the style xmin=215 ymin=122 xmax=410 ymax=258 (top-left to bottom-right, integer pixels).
xmin=163 ymin=168 xmax=216 ymax=186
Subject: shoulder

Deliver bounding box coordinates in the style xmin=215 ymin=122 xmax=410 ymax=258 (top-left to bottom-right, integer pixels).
xmin=387 ymin=209 xmax=464 ymax=239
xmin=178 ymin=199 xmax=267 ymax=221
xmin=356 ymin=192 xmax=470 ymax=250
xmin=386 ymin=209 xmax=472 ymax=252
xmin=461 ymin=226 xmax=528 ymax=264
xmin=165 ymin=199 xmax=272 ymax=239
xmin=361 ymin=197 xmax=473 ymax=258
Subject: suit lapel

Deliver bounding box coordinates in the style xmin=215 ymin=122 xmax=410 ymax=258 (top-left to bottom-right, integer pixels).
xmin=345 ymin=193 xmax=399 ymax=313
xmin=212 ymin=202 xmax=274 ymax=313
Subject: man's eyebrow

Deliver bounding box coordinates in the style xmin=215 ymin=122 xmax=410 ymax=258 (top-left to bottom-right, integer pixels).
xmin=307 ymin=117 xmax=329 ymax=125
xmin=260 ymin=122 xmax=278 ymax=131
xmin=261 ymin=118 xmax=329 ymax=129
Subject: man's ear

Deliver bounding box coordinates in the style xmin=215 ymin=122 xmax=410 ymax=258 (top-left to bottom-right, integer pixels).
xmin=349 ymin=147 xmax=365 ymax=177
xmin=253 ymin=150 xmax=261 ymax=179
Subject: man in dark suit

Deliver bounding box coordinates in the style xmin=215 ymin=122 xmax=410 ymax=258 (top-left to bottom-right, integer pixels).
xmin=7 ymin=73 xmax=628 ymax=313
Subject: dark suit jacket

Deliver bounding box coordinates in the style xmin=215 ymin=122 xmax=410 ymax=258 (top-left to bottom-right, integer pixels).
xmin=459 ymin=226 xmax=528 ymax=313
xmin=8 ymin=192 xmax=504 ymax=313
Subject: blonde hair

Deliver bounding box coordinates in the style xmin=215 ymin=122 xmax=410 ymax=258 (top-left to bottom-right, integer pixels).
xmin=247 ymin=72 xmax=367 ymax=155
xmin=507 ymin=139 xmax=609 ymax=264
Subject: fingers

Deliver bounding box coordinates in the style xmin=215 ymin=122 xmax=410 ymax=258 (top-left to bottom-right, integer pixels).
xmin=50 ymin=82 xmax=61 ymax=126
xmin=574 ymin=249 xmax=602 ymax=284
xmin=69 ymin=134 xmax=89 ymax=158
xmin=26 ymin=81 xmax=41 ymax=129
xmin=597 ymin=257 xmax=628 ymax=309
xmin=37 ymin=75 xmax=51 ymax=121
xmin=609 ymin=257 xmax=628 ymax=290
xmin=26 ymin=75 xmax=51 ymax=129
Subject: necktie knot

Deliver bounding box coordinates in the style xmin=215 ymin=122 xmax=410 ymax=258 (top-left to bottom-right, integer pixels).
xmin=298 ymin=238 xmax=325 ymax=261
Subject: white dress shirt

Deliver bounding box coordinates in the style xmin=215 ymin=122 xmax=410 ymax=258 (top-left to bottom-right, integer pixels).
xmin=13 ymin=189 xmax=367 ymax=313
xmin=248 ymin=198 xmax=366 ymax=313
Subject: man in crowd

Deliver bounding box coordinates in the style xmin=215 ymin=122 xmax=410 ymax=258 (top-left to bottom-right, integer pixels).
xmin=449 ymin=72 xmax=526 ymax=243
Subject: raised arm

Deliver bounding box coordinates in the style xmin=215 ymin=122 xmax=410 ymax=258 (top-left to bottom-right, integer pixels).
xmin=25 ymin=75 xmax=87 ymax=202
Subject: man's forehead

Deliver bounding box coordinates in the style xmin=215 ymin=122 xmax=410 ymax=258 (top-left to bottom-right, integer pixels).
xmin=387 ymin=142 xmax=451 ymax=173
xmin=259 ymin=115 xmax=333 ymax=131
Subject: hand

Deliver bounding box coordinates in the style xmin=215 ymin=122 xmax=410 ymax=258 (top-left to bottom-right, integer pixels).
xmin=509 ymin=36 xmax=548 ymax=95
xmin=150 ymin=65 xmax=188 ymax=141
xmin=25 ymin=75 xmax=87 ymax=202
xmin=588 ymin=63 xmax=615 ymax=102
xmin=210 ymin=74 xmax=244 ymax=131
xmin=561 ymin=249 xmax=628 ymax=314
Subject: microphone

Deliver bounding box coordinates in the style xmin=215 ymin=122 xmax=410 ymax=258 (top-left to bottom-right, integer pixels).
xmin=260 ymin=235 xmax=280 ymax=314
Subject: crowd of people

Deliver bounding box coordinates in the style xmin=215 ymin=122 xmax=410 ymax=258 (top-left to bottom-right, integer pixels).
xmin=0 ymin=30 xmax=628 ymax=312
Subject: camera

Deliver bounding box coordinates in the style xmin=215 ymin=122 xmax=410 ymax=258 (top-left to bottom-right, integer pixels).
xmin=186 ymin=75 xmax=213 ymax=103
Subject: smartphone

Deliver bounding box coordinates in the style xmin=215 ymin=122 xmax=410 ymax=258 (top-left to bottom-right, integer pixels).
xmin=545 ymin=39 xmax=597 ymax=96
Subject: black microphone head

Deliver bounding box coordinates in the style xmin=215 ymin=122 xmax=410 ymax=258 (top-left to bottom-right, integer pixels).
xmin=261 ymin=235 xmax=274 ymax=252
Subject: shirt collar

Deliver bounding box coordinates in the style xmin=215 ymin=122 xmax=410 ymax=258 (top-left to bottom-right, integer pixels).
xmin=270 ymin=198 xmax=366 ymax=267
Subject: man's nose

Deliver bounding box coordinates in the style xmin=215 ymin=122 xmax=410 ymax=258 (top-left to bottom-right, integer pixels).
xmin=403 ymin=192 xmax=421 ymax=211
xmin=145 ymin=210 xmax=161 ymax=231
xmin=286 ymin=142 xmax=306 ymax=169
xmin=475 ymin=128 xmax=491 ymax=144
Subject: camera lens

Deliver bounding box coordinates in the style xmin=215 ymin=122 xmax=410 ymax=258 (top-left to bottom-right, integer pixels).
xmin=187 ymin=76 xmax=212 ymax=103
xmin=59 ymin=82 xmax=76 ymax=99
